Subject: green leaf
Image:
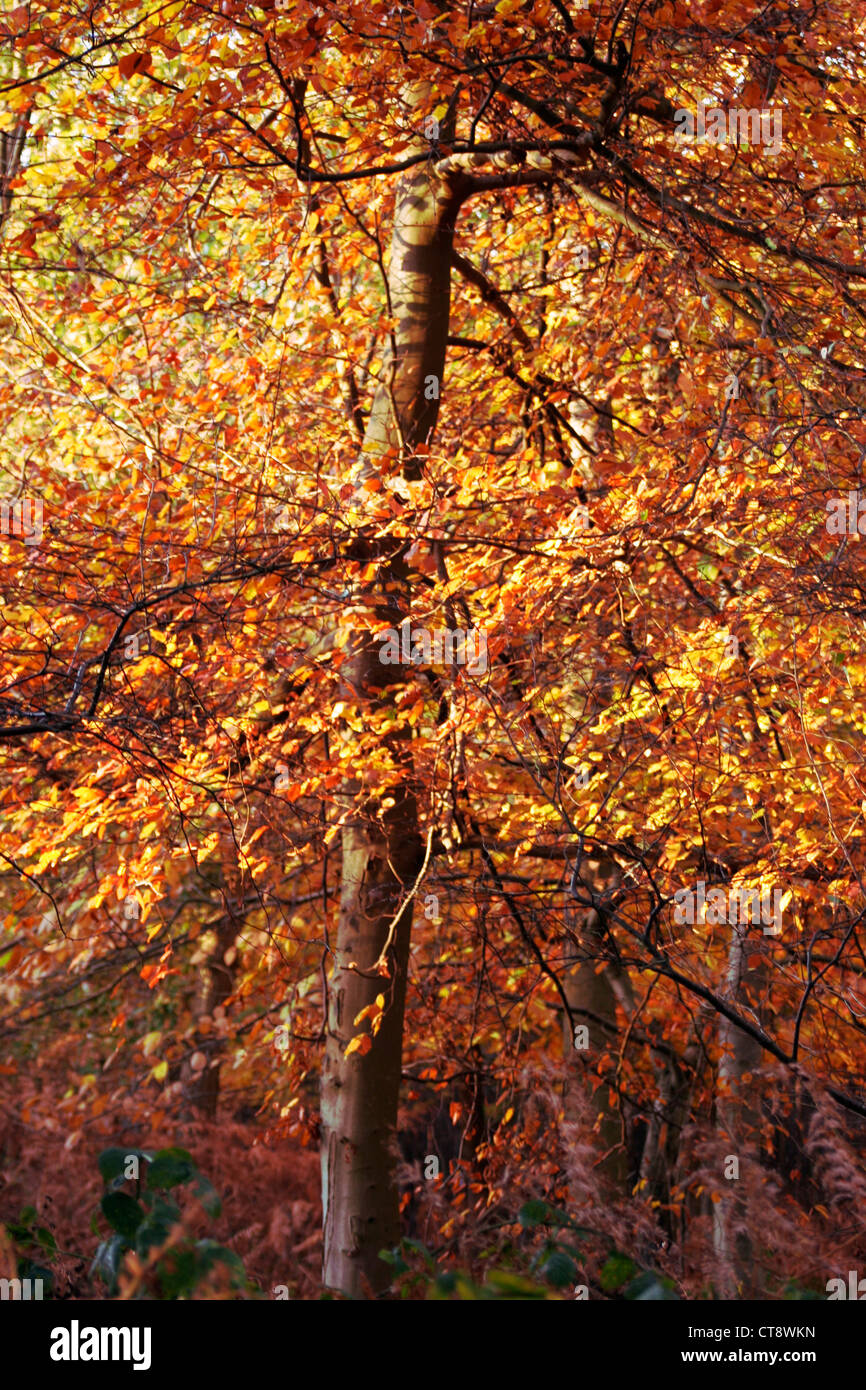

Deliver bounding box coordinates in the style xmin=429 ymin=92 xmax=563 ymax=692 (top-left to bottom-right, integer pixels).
xmin=18 ymin=1259 xmax=53 ymax=1292
xmin=98 ymin=1147 xmax=147 ymax=1184
xmin=517 ymin=1199 xmax=553 ymax=1228
xmin=155 ymin=1247 xmax=196 ymax=1299
xmin=378 ymin=1247 xmax=409 ymax=1275
xmin=432 ymin=1271 xmax=457 ymax=1298
xmin=517 ymin=1199 xmax=578 ymax=1231
xmin=400 ymin=1237 xmax=435 ymax=1271
xmin=101 ymin=1192 xmax=145 ymax=1240
xmin=194 ymin=1240 xmax=245 ymax=1280
xmin=539 ymin=1250 xmax=578 ymax=1288
xmin=600 ymin=1253 xmax=637 ymax=1291
xmin=135 ymin=1196 xmax=182 ymax=1254
xmin=484 ymin=1270 xmax=549 ymax=1298
xmin=146 ymin=1147 xmax=196 ymax=1190
xmin=625 ymin=1270 xmax=679 ymax=1300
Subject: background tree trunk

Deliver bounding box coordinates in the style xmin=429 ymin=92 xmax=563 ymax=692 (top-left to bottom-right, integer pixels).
xmin=182 ymin=841 xmax=240 ymax=1118
xmin=712 ymin=922 xmax=765 ymax=1296
xmin=182 ymin=913 xmax=238 ymax=1118
xmin=563 ymin=852 xmax=631 ymax=1186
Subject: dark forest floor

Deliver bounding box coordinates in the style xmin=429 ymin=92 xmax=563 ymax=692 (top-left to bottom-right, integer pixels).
xmin=0 ymin=1099 xmax=322 ymax=1299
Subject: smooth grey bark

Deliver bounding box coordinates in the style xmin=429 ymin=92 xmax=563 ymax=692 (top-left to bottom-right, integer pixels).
xmin=563 ymin=852 xmax=631 ymax=1185
xmin=320 ymin=115 xmax=461 ymax=1298
xmin=712 ymin=921 xmax=765 ymax=1296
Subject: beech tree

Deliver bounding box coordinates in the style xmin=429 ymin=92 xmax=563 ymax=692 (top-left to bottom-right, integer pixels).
xmin=2 ymin=0 xmax=866 ymax=1301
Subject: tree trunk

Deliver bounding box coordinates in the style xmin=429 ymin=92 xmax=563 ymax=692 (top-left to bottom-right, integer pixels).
xmin=182 ymin=842 xmax=240 ymax=1118
xmin=563 ymin=853 xmax=631 ymax=1186
xmin=182 ymin=914 xmax=237 ymax=1117
xmin=320 ymin=101 xmax=460 ymax=1297
xmin=712 ymin=921 xmax=764 ymax=1296
xmin=0 ymin=67 xmax=30 ymax=239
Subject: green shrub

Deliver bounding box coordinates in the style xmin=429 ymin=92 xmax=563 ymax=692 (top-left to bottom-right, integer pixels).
xmin=91 ymin=1145 xmax=248 ymax=1299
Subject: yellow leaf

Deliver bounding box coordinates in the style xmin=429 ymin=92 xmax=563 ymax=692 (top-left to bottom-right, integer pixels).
xmin=74 ymin=787 xmax=103 ymax=804
xmin=344 ymin=1033 xmax=372 ymax=1059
